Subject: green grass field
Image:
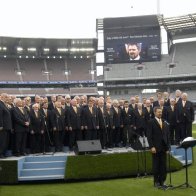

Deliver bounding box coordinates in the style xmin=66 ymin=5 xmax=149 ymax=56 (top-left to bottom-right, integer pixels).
xmin=1 ymin=125 xmax=196 ymax=196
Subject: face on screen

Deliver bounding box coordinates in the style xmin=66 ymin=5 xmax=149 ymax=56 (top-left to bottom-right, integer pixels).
xmin=127 ymin=44 xmax=140 ymax=60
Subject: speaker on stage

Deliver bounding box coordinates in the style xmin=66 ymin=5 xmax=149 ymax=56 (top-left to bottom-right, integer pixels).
xmin=75 ymin=140 xmax=102 ymax=155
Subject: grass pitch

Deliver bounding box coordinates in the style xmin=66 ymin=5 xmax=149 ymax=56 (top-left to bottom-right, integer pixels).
xmin=0 ymin=125 xmax=196 ymax=196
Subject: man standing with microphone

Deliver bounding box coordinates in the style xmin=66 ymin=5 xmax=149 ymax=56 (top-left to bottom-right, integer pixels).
xmin=147 ymin=107 xmax=170 ymax=189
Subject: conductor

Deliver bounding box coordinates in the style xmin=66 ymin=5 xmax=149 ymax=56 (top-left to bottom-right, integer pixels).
xmin=147 ymin=106 xmax=170 ymax=188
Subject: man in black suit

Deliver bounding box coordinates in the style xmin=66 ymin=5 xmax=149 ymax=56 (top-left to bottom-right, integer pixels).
xmin=52 ymin=101 xmax=68 ymax=152
xmin=97 ymin=99 xmax=107 ymax=148
xmin=153 ymin=92 xmax=162 ymax=108
xmin=48 ymin=95 xmax=56 ymax=111
xmin=29 ymin=103 xmax=45 ymax=153
xmin=134 ymin=103 xmax=148 ymax=137
xmin=82 ymin=98 xmax=99 ymax=140
xmin=129 ymin=97 xmax=137 ymax=110
xmin=144 ymin=99 xmax=154 ymax=121
xmin=166 ymin=98 xmax=177 ymax=145
xmin=175 ymin=89 xmax=182 ymax=104
xmin=12 ymin=98 xmax=30 ymax=156
xmin=111 ymin=100 xmax=123 ymax=147
xmin=163 ymin=92 xmax=170 ymax=107
xmin=67 ymin=99 xmax=83 ymax=150
xmin=0 ymin=93 xmax=12 ymax=158
xmin=121 ymin=101 xmax=135 ymax=147
xmin=176 ymin=93 xmax=194 ymax=142
xmin=40 ymin=102 xmax=54 ymax=152
xmin=147 ymin=107 xmax=170 ymax=188
xmin=105 ymin=103 xmax=115 ymax=148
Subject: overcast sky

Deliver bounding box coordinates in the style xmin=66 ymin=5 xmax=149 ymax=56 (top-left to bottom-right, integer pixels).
xmin=0 ymin=0 xmax=195 ymax=38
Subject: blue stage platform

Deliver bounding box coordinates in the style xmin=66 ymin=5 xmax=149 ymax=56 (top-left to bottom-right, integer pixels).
xmin=0 ymin=146 xmax=192 ymax=184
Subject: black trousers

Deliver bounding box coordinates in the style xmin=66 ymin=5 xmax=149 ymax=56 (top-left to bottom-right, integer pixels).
xmin=122 ymin=125 xmax=133 ymax=146
xmin=84 ymin=129 xmax=97 ymax=140
xmin=30 ymin=133 xmax=43 ymax=153
xmin=176 ymin=120 xmax=192 ymax=143
xmin=15 ymin=132 xmax=27 ymax=154
xmin=152 ymin=151 xmax=167 ymax=185
xmin=98 ymin=128 xmax=107 ymax=148
xmin=69 ymin=129 xmax=82 ymax=149
xmin=53 ymin=130 xmax=65 ymax=151
xmin=113 ymin=127 xmax=120 ymax=146
xmin=169 ymin=124 xmax=176 ymax=145
xmin=0 ymin=129 xmax=9 ymax=155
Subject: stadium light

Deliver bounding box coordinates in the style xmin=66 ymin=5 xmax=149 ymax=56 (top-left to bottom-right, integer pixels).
xmin=59 ymin=56 xmax=62 ymax=58
xmin=43 ymin=71 xmax=50 ymax=74
xmin=47 ymin=56 xmax=50 ymax=58
xmin=17 ymin=47 xmax=23 ymax=52
xmin=16 ymin=71 xmax=22 ymax=75
xmin=3 ymin=55 xmax=7 ymax=58
xmin=19 ymin=56 xmax=22 ymax=58
xmin=57 ymin=48 xmax=68 ymax=52
xmin=64 ymin=70 xmax=70 ymax=75
xmin=142 ymin=89 xmax=158 ymax=94
xmin=26 ymin=56 xmax=29 ymax=58
xmin=70 ymin=48 xmax=94 ymax=52
xmin=53 ymin=56 xmax=56 ymax=59
xmin=80 ymin=56 xmax=83 ymax=58
xmin=2 ymin=47 xmax=7 ymax=51
xmin=90 ymin=70 xmax=95 ymax=75
xmin=43 ymin=48 xmax=50 ymax=52
xmin=27 ymin=47 xmax=36 ymax=52
xmin=97 ymin=82 xmax=104 ymax=87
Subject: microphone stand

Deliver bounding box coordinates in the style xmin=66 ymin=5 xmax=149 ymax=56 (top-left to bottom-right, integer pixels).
xmin=142 ymin=131 xmax=148 ymax=177
xmin=43 ymin=115 xmax=54 ymax=156
xmin=131 ymin=128 xmax=141 ymax=178
xmin=167 ymin=145 xmax=173 ymax=189
xmin=166 ymin=121 xmax=174 ymax=189
xmin=103 ymin=113 xmax=109 ymax=149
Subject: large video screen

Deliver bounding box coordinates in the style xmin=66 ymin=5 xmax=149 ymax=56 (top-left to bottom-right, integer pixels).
xmin=104 ymin=16 xmax=161 ymax=64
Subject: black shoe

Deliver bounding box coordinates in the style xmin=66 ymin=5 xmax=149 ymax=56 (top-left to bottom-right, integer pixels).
xmin=15 ymin=153 xmax=21 ymax=157
xmin=154 ymin=182 xmax=161 ymax=188
xmin=0 ymin=154 xmax=5 ymax=159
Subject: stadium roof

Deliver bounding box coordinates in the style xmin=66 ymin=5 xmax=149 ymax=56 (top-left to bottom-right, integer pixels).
xmin=158 ymin=13 xmax=196 ymax=40
xmin=0 ymin=37 xmax=97 ymax=59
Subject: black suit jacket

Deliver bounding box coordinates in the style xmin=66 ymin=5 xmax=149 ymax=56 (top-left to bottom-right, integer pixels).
xmin=166 ymin=106 xmax=177 ymax=126
xmin=147 ymin=118 xmax=170 ymax=152
xmin=82 ymin=106 xmax=99 ymax=130
xmin=67 ymin=106 xmax=82 ymax=130
xmin=97 ymin=107 xmax=107 ymax=129
xmin=144 ymin=106 xmax=154 ymax=121
xmin=153 ymin=100 xmax=160 ymax=108
xmin=105 ymin=109 xmax=114 ymax=128
xmin=164 ymin=99 xmax=170 ymax=107
xmin=48 ymin=102 xmax=55 ymax=111
xmin=111 ymin=107 xmax=123 ymax=128
xmin=29 ymin=110 xmax=45 ymax=133
xmin=121 ymin=107 xmax=134 ymax=126
xmin=0 ymin=101 xmax=12 ymax=130
xmin=12 ymin=107 xmax=30 ymax=132
xmin=133 ymin=108 xmax=148 ymax=129
xmin=176 ymin=100 xmax=194 ymax=123
xmin=52 ymin=108 xmax=67 ymax=131
xmin=40 ymin=108 xmax=54 ymax=131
